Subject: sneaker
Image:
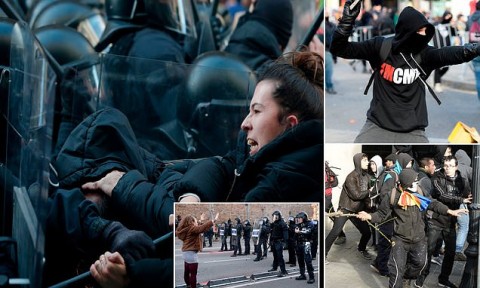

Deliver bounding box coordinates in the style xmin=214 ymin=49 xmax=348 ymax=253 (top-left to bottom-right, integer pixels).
xmin=454 ymin=252 xmax=467 ymax=261
xmin=431 ymin=256 xmax=443 ymax=265
xmin=326 ymin=88 xmax=337 ymax=95
xmin=334 ymin=236 xmax=346 ymax=245
xmin=414 ymin=275 xmax=425 ymax=288
xmin=358 ymin=249 xmax=372 ymax=260
xmin=438 ymin=279 xmax=457 ymax=288
xmin=295 ymin=275 xmax=307 ymax=280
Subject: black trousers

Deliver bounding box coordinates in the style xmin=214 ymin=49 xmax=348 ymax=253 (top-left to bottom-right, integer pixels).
xmin=373 ymin=221 xmax=393 ymax=275
xmin=271 ymin=241 xmax=286 ymax=273
xmin=244 ymin=237 xmax=250 ymax=254
xmin=388 ymin=236 xmax=427 ymax=288
xmin=296 ymin=241 xmax=314 ymax=278
xmin=325 ymin=214 xmax=371 ymax=256
xmin=287 ymin=238 xmax=297 ymax=264
xmin=421 ymin=224 xmax=456 ymax=282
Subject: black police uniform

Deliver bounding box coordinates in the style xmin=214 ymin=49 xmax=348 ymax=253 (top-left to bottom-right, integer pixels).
xmin=244 ymin=221 xmax=252 ymax=255
xmin=268 ymin=212 xmax=288 ymax=277
xmin=295 ymin=214 xmax=315 ymax=283
xmin=287 ymin=216 xmax=297 ymax=265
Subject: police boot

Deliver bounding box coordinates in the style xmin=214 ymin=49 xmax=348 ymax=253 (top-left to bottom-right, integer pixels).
xmin=307 ymin=277 xmax=315 ymax=284
xmin=295 ymin=275 xmax=307 ymax=280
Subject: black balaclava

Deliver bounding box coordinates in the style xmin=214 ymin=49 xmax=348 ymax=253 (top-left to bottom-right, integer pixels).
xmin=392 ymin=6 xmax=435 ymax=54
xmin=249 ymin=0 xmax=293 ymax=49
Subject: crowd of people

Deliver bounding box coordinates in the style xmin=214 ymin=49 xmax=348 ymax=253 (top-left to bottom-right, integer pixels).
xmin=176 ymin=209 xmax=319 ymax=286
xmin=325 ymin=145 xmax=474 ymax=288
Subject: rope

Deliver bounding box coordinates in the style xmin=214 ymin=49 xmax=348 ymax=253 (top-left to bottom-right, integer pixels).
xmin=325 ymin=211 xmax=397 ymax=246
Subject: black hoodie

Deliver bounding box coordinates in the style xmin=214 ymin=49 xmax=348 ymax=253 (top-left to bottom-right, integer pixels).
xmin=331 ymin=6 xmax=478 ymax=132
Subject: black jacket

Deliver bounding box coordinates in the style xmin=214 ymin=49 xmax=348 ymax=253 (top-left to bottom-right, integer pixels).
xmin=53 ymin=108 xmax=180 ymax=238
xmin=331 ymin=6 xmax=477 ymax=132
xmin=371 ymin=187 xmax=449 ymax=244
xmin=172 ymin=119 xmax=322 ymax=202
xmin=338 ymin=153 xmax=370 ymax=213
xmin=430 ymin=170 xmax=470 ymax=230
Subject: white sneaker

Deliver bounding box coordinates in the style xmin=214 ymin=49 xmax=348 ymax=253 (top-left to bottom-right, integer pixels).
xmin=434 ymin=83 xmax=443 ymax=93
xmin=431 ymin=256 xmax=443 ymax=265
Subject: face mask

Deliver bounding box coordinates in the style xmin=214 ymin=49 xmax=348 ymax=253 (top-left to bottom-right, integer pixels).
xmin=408 ymin=181 xmax=419 ymax=193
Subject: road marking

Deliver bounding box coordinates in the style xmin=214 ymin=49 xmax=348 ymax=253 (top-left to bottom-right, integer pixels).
xmin=203 ymin=258 xmax=250 ymax=264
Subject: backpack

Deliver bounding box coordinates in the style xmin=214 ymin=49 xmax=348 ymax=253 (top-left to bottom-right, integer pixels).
xmin=469 ymin=20 xmax=480 ymax=43
xmin=325 ymin=162 xmax=339 ymax=189
xmin=363 ymin=36 xmax=441 ymax=105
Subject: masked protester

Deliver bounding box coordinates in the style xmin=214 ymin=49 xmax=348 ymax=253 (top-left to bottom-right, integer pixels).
xmin=331 ymin=2 xmax=480 ymax=143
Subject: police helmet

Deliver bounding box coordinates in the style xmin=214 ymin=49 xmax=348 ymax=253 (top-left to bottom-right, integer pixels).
xmin=105 ymin=0 xmax=147 ymax=22
xmin=30 ymin=1 xmax=97 ymax=29
xmin=178 ymin=51 xmax=256 ymax=156
xmin=295 ymin=212 xmax=309 ymax=224
xmin=263 ymin=217 xmax=269 ymax=224
xmin=272 ymin=210 xmax=282 ymax=218
xmin=144 ymin=0 xmax=196 ymax=37
xmin=34 ymin=25 xmax=96 ymax=67
xmin=244 ymin=220 xmax=250 ymax=226
xmin=30 ymin=1 xmax=106 ymax=47
xmin=288 ymin=216 xmax=295 ymax=225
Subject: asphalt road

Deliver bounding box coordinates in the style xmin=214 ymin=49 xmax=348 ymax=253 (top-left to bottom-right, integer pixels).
xmin=174 ymin=238 xmax=320 ymax=288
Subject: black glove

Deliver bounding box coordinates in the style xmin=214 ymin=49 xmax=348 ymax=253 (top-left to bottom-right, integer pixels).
xmin=337 ymin=0 xmax=362 ymax=36
xmin=282 ymin=241 xmax=288 ymax=250
xmin=102 ymin=221 xmax=156 ymax=266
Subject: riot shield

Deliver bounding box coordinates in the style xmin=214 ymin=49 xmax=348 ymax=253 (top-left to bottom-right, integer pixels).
xmin=2 ymin=20 xmax=57 ymax=286
xmin=94 ymin=52 xmax=255 ymax=160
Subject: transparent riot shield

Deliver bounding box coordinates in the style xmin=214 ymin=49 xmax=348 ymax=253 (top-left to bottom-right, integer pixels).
xmin=95 ymin=52 xmax=255 ymax=160
xmin=3 ymin=20 xmax=57 ymax=286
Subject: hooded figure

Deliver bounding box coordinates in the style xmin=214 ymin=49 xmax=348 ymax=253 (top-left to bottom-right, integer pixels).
xmin=331 ymin=2 xmax=480 ymax=143
xmin=224 ymin=0 xmax=293 ymax=73
xmin=325 ymin=153 xmax=372 ymax=261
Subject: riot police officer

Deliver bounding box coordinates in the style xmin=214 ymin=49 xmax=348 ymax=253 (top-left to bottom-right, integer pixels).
xmin=220 ymin=222 xmax=227 ymax=251
xmin=294 ymin=212 xmax=315 ymax=284
xmin=253 ymin=217 xmax=270 ymax=261
xmin=244 ymin=220 xmax=252 ymax=255
xmin=226 ymin=219 xmax=232 ymax=250
xmin=267 ymin=211 xmax=288 ymax=277
xmin=286 ymin=216 xmax=297 ymax=267
xmin=231 ymin=217 xmax=243 ymax=256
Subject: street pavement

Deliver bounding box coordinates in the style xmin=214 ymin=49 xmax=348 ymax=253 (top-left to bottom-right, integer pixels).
xmin=325 ymin=57 xmax=480 ymax=143
xmin=324 ymin=219 xmax=468 ymax=288
xmin=174 ymin=238 xmax=320 ymax=288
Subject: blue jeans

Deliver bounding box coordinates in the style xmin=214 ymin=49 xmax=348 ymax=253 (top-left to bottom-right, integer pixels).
xmin=472 ymin=57 xmax=480 ymax=101
xmin=456 ymin=203 xmax=469 ymax=252
xmin=325 ymin=51 xmax=334 ymax=90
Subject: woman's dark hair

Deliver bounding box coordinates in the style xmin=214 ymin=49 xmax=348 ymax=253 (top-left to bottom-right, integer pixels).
xmin=258 ymin=51 xmax=323 ymax=122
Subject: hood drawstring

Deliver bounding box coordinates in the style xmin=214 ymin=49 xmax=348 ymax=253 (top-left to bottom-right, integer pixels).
xmin=399 ymin=52 xmax=441 ymax=105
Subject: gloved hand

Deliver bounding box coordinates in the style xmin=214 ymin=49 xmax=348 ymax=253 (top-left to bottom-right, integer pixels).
xmin=102 ymin=221 xmax=156 ymax=266
xmin=337 ymin=0 xmax=362 ymax=36
xmin=282 ymin=241 xmax=288 ymax=250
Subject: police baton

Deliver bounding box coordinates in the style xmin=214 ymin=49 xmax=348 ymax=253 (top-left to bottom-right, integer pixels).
xmin=297 ymin=8 xmax=324 ymax=50
xmin=48 ymin=231 xmax=174 ymax=288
